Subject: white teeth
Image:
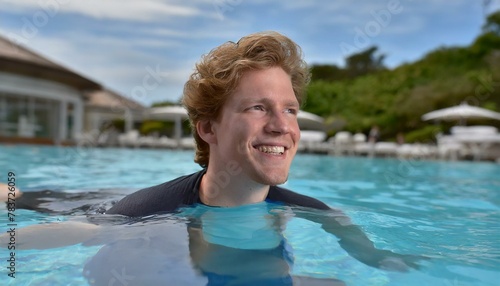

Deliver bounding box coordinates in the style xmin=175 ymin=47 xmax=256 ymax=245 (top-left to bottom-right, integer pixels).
xmin=257 ymin=146 xmax=285 ymax=155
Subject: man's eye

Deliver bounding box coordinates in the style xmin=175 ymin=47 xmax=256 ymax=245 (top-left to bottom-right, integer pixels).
xmin=250 ymin=105 xmax=265 ymax=111
xmin=285 ymin=108 xmax=298 ymax=115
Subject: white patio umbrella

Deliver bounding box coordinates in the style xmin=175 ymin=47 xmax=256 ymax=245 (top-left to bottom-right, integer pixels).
xmin=145 ymin=106 xmax=189 ymax=142
xmin=147 ymin=106 xmax=189 ymax=120
xmin=422 ymin=102 xmax=500 ymax=124
xmin=297 ymin=110 xmax=325 ymax=130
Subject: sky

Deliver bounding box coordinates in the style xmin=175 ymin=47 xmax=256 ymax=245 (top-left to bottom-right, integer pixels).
xmin=1 ymin=0 xmax=499 ymax=106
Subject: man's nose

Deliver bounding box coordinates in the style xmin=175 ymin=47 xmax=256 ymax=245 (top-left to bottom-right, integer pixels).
xmin=265 ymin=111 xmax=291 ymax=134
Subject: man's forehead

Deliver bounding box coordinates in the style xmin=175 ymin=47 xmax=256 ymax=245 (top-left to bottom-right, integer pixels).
xmin=231 ymin=75 xmax=300 ymax=100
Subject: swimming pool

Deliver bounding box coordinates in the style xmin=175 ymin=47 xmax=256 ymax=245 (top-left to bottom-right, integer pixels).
xmin=0 ymin=145 xmax=499 ymax=285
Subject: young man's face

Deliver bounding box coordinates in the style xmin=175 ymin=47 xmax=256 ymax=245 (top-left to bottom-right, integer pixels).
xmin=209 ymin=66 xmax=300 ymax=185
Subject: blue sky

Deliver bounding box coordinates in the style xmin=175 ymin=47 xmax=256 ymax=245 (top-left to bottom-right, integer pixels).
xmin=1 ymin=0 xmax=499 ymax=106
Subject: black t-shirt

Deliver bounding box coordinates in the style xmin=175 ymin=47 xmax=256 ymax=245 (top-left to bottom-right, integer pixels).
xmin=106 ymin=170 xmax=330 ymax=217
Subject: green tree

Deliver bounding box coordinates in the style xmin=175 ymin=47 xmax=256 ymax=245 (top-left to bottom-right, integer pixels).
xmin=310 ymin=64 xmax=347 ymax=82
xmin=345 ymin=46 xmax=386 ymax=78
xmin=304 ymin=11 xmax=500 ymax=142
xmin=483 ymin=10 xmax=500 ymax=35
xmin=151 ymin=100 xmax=180 ymax=107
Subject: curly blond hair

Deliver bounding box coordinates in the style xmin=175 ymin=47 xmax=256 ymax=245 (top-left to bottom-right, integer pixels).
xmin=182 ymin=31 xmax=310 ymax=168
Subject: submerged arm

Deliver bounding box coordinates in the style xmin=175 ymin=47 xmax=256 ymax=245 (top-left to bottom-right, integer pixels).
xmin=295 ymin=208 xmax=424 ymax=271
xmin=0 ymin=221 xmax=101 ymax=250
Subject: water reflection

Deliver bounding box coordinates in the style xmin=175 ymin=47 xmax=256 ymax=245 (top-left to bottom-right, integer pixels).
xmin=82 ymin=204 xmax=343 ymax=285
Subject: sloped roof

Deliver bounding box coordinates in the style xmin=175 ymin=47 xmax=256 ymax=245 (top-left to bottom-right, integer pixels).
xmin=0 ymin=35 xmax=100 ymax=90
xmin=85 ymin=89 xmax=145 ymax=110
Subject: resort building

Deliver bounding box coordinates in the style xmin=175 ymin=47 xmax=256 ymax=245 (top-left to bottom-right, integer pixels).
xmin=84 ymin=89 xmax=145 ymax=138
xmin=0 ymin=35 xmax=144 ymax=145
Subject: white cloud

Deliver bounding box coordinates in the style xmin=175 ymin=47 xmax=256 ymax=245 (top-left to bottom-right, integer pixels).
xmin=2 ymin=0 xmax=492 ymax=105
xmin=145 ymin=27 xmax=244 ymax=40
xmin=0 ymin=0 xmax=203 ymax=21
xmin=27 ymin=31 xmax=198 ymax=104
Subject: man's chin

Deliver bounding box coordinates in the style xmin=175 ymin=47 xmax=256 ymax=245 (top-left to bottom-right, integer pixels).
xmin=256 ymin=173 xmax=289 ymax=186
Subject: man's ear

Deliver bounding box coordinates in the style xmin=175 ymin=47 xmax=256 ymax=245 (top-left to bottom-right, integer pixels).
xmin=196 ymin=120 xmax=217 ymax=144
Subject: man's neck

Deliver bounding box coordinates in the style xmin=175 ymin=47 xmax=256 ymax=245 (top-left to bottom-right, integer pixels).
xmin=199 ymin=168 xmax=269 ymax=207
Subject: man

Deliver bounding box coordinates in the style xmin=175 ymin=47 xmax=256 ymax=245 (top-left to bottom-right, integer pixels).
xmin=107 ymin=31 xmax=328 ymax=216
xmin=106 ymin=31 xmax=422 ymax=272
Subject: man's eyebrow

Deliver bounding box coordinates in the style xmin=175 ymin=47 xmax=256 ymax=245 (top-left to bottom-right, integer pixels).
xmin=240 ymin=97 xmax=299 ymax=107
xmin=284 ymin=100 xmax=300 ymax=108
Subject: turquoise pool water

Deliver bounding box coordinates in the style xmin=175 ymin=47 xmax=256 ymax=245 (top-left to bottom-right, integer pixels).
xmin=0 ymin=145 xmax=499 ymax=285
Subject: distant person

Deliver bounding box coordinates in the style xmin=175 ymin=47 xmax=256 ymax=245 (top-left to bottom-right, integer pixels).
xmin=368 ymin=125 xmax=380 ymax=143
xmin=2 ymin=31 xmax=424 ymax=285
xmin=397 ymin=132 xmax=405 ymax=145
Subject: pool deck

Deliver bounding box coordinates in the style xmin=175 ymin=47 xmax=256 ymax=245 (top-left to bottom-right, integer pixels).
xmin=298 ymin=140 xmax=500 ymax=162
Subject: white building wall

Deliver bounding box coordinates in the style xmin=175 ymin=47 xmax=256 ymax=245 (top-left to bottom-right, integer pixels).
xmin=0 ymin=71 xmax=85 ymax=142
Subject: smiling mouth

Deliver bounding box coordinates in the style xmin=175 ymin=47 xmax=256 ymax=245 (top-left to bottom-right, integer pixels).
xmin=256 ymin=145 xmax=285 ymax=155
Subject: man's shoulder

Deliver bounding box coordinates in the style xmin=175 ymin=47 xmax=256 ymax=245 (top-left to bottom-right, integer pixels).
xmin=267 ymin=185 xmax=330 ymax=210
xmin=137 ymin=171 xmax=203 ymax=196
xmin=106 ymin=170 xmax=205 ymax=217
